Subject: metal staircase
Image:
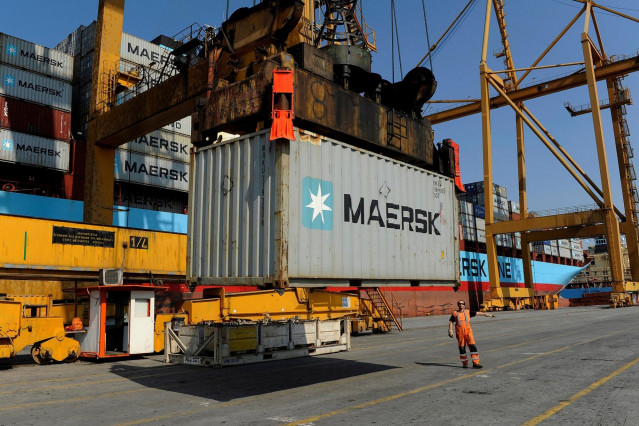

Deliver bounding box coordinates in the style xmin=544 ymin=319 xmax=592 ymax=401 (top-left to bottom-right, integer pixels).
xmin=364 ymin=288 xmax=403 ymax=332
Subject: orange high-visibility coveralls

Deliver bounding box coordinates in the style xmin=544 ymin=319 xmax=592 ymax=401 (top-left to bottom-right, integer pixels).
xmin=450 ymin=310 xmax=480 ymax=367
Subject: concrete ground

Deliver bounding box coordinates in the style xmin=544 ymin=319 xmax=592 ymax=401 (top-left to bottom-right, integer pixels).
xmin=2 ymin=305 xmax=639 ymax=425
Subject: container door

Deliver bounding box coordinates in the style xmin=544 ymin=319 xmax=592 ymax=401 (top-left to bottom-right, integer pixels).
xmin=128 ymin=291 xmax=155 ymax=354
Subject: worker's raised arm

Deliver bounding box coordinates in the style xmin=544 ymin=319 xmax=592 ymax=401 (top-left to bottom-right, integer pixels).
xmin=477 ymin=311 xmax=495 ymax=318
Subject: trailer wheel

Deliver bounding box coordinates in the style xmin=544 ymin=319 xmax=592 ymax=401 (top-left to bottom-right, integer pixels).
xmin=64 ymin=352 xmax=79 ymax=363
xmin=31 ymin=345 xmax=52 ymax=365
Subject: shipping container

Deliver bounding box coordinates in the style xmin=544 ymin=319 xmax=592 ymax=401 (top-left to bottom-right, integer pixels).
xmin=495 ymin=233 xmax=513 ymax=248
xmin=0 ymin=65 xmax=72 ymax=111
xmin=559 ymin=239 xmax=571 ymax=249
xmin=460 ymin=213 xmax=475 ymax=228
xmin=570 ymin=239 xmax=582 ymax=251
xmin=462 ymin=226 xmax=477 ymax=242
xmin=514 ymin=233 xmax=522 ymax=250
xmin=458 ymin=200 xmax=473 ymax=215
xmin=0 ymin=129 xmax=69 ymax=171
xmin=162 ymin=116 xmax=191 ymax=136
xmin=476 ymin=229 xmax=486 ymax=243
xmin=120 ymin=33 xmax=178 ymax=72
xmin=114 ymin=182 xmax=188 ymax=214
xmin=572 ymin=250 xmax=584 ymax=261
xmin=188 ymin=129 xmax=459 ymax=287
xmin=0 ymin=96 xmax=70 ymax=141
xmin=551 ymin=246 xmax=559 ymax=257
xmin=508 ymin=200 xmax=520 ymax=214
xmin=54 ymin=26 xmax=83 ymax=56
xmin=463 ymin=181 xmax=507 ymax=199
xmin=114 ymin=150 xmax=189 ymax=192
xmin=473 ymin=204 xmax=485 ymax=218
xmin=121 ymin=129 xmax=191 ymax=162
xmin=559 ymin=247 xmax=571 ymax=259
xmin=0 ymin=34 xmax=74 ymax=81
xmin=475 ymin=217 xmax=485 ymax=231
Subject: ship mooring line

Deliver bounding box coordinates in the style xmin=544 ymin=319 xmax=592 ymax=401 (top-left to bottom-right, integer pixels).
xmin=522 ymin=356 xmax=639 ymax=425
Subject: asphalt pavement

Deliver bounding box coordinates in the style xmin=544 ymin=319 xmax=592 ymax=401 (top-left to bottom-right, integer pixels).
xmin=2 ymin=305 xmax=638 ymax=425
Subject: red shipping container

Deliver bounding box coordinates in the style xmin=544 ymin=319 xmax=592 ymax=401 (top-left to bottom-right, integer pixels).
xmin=0 ymin=95 xmax=70 ymax=141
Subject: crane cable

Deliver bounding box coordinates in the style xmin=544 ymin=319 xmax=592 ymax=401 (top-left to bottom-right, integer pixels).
xmin=416 ymin=0 xmax=479 ymax=68
xmin=421 ymin=0 xmax=433 ymax=74
xmin=392 ymin=0 xmax=404 ymax=79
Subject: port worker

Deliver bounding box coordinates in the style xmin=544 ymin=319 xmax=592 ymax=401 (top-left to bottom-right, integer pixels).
xmin=448 ymin=300 xmax=494 ymax=368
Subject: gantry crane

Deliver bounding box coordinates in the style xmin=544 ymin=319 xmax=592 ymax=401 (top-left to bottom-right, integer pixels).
xmin=426 ymin=0 xmax=639 ymax=309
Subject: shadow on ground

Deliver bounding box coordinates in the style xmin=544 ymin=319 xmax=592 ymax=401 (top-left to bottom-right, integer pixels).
xmin=108 ymin=355 xmax=397 ymax=402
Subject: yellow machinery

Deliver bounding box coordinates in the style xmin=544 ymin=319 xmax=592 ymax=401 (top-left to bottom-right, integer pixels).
xmin=0 ymin=294 xmax=80 ymax=364
xmin=153 ymin=287 xmax=401 ymax=352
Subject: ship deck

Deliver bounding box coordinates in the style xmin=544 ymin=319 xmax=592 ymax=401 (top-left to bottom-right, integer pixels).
xmin=3 ymin=306 xmax=639 ymax=425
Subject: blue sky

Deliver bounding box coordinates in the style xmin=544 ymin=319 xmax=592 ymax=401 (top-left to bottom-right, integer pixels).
xmin=2 ymin=0 xmax=639 ymax=213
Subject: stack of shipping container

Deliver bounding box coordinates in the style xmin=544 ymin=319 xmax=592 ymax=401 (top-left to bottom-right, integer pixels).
xmin=0 ymin=33 xmax=73 ymax=196
xmin=56 ymin=24 xmax=190 ymax=213
xmin=458 ymin=180 xmax=583 ymax=264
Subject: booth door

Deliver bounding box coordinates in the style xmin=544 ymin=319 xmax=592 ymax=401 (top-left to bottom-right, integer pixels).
xmin=128 ymin=291 xmax=155 ymax=354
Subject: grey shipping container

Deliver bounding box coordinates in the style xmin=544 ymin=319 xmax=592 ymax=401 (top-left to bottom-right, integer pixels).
xmin=0 ymin=65 xmax=72 ymax=111
xmin=114 ymin=150 xmax=189 ymax=192
xmin=0 ymin=129 xmax=69 ymax=171
xmin=162 ymin=117 xmax=191 ymax=136
xmin=121 ymin=129 xmax=191 ymax=162
xmin=120 ymin=33 xmax=178 ymax=72
xmin=188 ymin=129 xmax=459 ymax=287
xmin=0 ymin=34 xmax=74 ymax=81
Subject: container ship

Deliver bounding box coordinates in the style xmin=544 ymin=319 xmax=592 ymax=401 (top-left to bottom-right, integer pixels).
xmin=0 ymin=4 xmax=587 ymax=318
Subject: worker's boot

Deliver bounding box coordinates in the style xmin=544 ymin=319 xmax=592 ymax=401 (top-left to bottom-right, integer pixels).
xmin=472 ymin=363 xmax=483 ymax=369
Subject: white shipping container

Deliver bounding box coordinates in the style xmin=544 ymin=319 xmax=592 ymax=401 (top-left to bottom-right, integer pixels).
xmin=559 ymin=239 xmax=571 ymax=249
xmin=120 ymin=33 xmax=178 ymax=72
xmin=121 ymin=129 xmax=191 ymax=162
xmin=475 ymin=217 xmax=485 ymax=231
xmin=462 ymin=226 xmax=477 ymax=242
xmin=0 ymin=129 xmax=69 ymax=171
xmin=0 ymin=34 xmax=74 ymax=81
xmin=460 ymin=213 xmax=475 ymax=228
xmin=570 ymin=239 xmax=582 ymax=250
xmin=559 ymin=247 xmax=571 ymax=258
xmin=114 ymin=150 xmax=189 ymax=192
xmin=572 ymin=250 xmax=584 ymax=261
xmin=476 ymin=229 xmax=486 ymax=243
xmin=0 ymin=65 xmax=72 ymax=111
xmin=551 ymin=246 xmax=559 ymax=256
xmin=188 ymin=129 xmax=459 ymax=286
xmin=458 ymin=200 xmax=473 ymax=215
xmin=162 ymin=116 xmax=191 ymax=136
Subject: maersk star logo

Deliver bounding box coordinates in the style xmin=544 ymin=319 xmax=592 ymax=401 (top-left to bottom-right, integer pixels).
xmin=2 ymin=139 xmax=13 ymax=151
xmin=6 ymin=44 xmax=18 ymax=56
xmin=4 ymin=75 xmax=15 ymax=87
xmin=302 ymin=177 xmax=333 ymax=230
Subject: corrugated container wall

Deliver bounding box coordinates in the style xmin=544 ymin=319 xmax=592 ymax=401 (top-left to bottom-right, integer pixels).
xmin=0 ymin=129 xmax=69 ymax=171
xmin=0 ymin=96 xmax=70 ymax=141
xmin=0 ymin=65 xmax=72 ymax=111
xmin=0 ymin=34 xmax=74 ymax=81
xmin=188 ymin=129 xmax=459 ymax=287
xmin=114 ymin=150 xmax=189 ymax=192
xmin=121 ymin=129 xmax=190 ymax=162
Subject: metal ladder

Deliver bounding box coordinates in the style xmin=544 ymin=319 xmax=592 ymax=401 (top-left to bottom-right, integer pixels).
xmin=365 ymin=288 xmax=403 ymax=332
xmin=613 ymin=78 xmax=639 ymax=233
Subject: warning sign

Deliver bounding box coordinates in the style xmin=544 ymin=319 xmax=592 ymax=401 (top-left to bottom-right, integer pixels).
xmin=52 ymin=226 xmax=115 ymax=248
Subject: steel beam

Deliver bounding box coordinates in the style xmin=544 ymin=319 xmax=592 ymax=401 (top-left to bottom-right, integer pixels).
xmin=524 ymin=224 xmax=606 ymax=242
xmin=489 ymin=210 xmax=607 ymax=234
xmin=581 ymin=31 xmax=625 ymax=293
xmin=427 ymin=55 xmax=639 ymax=124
